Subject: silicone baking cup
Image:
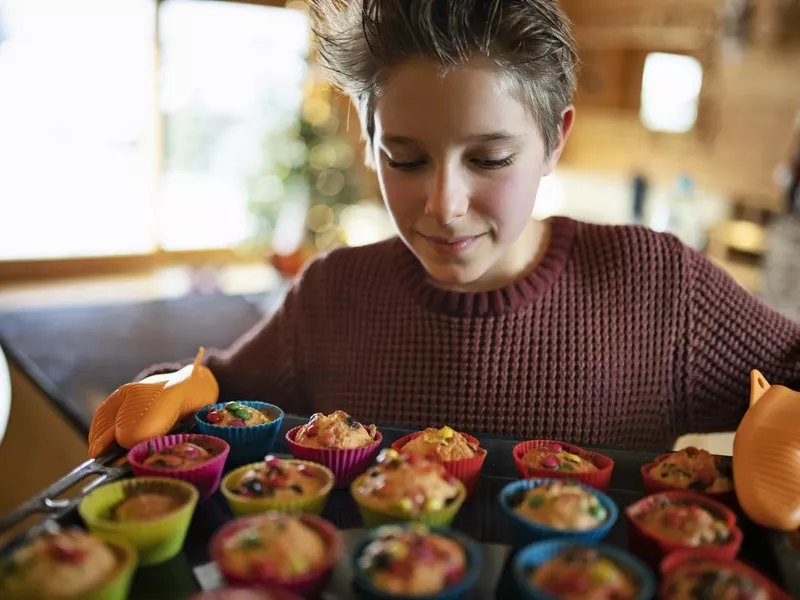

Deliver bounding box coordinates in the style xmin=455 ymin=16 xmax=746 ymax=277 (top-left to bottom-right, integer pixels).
xmin=350 ymin=473 xmax=467 ymax=528
xmin=391 ymin=431 xmax=487 ymax=497
xmin=220 ymin=459 xmax=335 ymax=517
xmin=196 ymin=401 xmax=284 ymax=467
xmin=641 ymin=450 xmax=738 ymax=509
xmin=127 ymin=433 xmax=230 ymax=500
xmin=512 ymin=540 xmax=656 ymax=600
xmin=78 ymin=477 xmax=199 ymax=566
xmin=498 ymin=478 xmax=618 ymax=548
xmin=210 ymin=513 xmax=342 ymax=599
xmin=512 ymin=439 xmax=615 ymax=491
xmin=285 ymin=425 xmax=382 ymax=488
xmin=187 ymin=589 xmax=303 ymax=600
xmin=351 ymin=524 xmax=483 ymax=600
xmin=625 ymin=490 xmax=743 ymax=568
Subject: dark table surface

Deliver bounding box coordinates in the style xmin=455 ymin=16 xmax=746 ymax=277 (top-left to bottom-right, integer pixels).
xmin=0 ymin=292 xmax=271 ymax=435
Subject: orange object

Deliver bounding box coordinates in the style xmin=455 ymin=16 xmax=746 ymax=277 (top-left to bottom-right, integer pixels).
xmin=733 ymin=370 xmax=800 ymax=531
xmin=87 ymin=348 xmax=219 ymax=458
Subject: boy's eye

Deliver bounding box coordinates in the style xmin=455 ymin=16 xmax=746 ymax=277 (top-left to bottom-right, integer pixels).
xmin=386 ymin=159 xmax=426 ymax=172
xmin=471 ymin=156 xmax=515 ymax=170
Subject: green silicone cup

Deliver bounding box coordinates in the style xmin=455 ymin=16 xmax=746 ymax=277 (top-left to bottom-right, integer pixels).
xmin=79 ymin=477 xmax=199 ymax=566
xmin=350 ymin=473 xmax=467 ymax=528
xmin=82 ymin=534 xmax=138 ymax=600
xmin=221 ymin=460 xmax=335 ymax=517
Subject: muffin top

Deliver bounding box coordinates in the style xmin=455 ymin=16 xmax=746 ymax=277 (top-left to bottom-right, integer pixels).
xmin=400 ymin=426 xmax=483 ymax=461
xmin=648 ymin=447 xmax=734 ymax=493
xmin=219 ymin=515 xmax=327 ymax=581
xmin=529 ymin=546 xmax=640 ymax=600
xmin=523 ymin=443 xmax=598 ymax=474
xmin=357 ymin=524 xmax=467 ymax=596
xmin=635 ymin=500 xmax=731 ymax=547
xmin=354 ymin=449 xmax=461 ymax=515
xmin=0 ymin=528 xmax=119 ymax=600
xmin=661 ymin=561 xmax=772 ymax=600
xmin=142 ymin=441 xmax=219 ymax=470
xmin=190 ymin=590 xmax=300 ymax=600
xmin=112 ymin=491 xmax=182 ymax=521
xmin=510 ymin=481 xmax=609 ymax=531
xmin=293 ymin=410 xmax=378 ymax=450
xmin=206 ymin=402 xmax=272 ymax=427
xmin=230 ymin=456 xmax=328 ymax=500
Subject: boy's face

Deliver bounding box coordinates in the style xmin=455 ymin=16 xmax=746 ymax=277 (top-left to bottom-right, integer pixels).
xmin=373 ymin=59 xmax=573 ymax=291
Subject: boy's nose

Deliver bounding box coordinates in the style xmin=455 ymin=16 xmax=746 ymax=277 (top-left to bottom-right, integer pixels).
xmin=424 ymin=168 xmax=469 ymax=225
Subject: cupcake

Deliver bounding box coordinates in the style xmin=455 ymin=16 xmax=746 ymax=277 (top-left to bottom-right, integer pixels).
xmin=188 ymin=590 xmax=302 ymax=600
xmin=499 ymin=479 xmax=617 ymax=548
xmin=351 ymin=449 xmax=466 ymax=528
xmin=210 ymin=513 xmax=342 ymax=598
xmin=286 ymin=411 xmax=382 ymax=487
xmin=513 ymin=542 xmax=655 ymax=600
xmin=660 ymin=551 xmax=790 ymax=600
xmin=352 ymin=524 xmax=482 ymax=599
xmin=78 ymin=477 xmax=199 ymax=566
xmin=391 ymin=426 xmax=487 ymax=496
xmin=513 ymin=440 xmax=614 ymax=491
xmin=128 ymin=434 xmax=229 ymax=500
xmin=221 ymin=455 xmax=335 ymax=516
xmin=0 ymin=527 xmax=137 ymax=600
xmin=625 ymin=491 xmax=742 ymax=567
xmin=196 ymin=401 xmax=284 ymax=467
xmin=642 ymin=447 xmax=736 ymax=506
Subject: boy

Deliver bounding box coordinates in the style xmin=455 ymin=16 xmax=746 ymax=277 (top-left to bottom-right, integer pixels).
xmin=138 ymin=0 xmax=800 ymax=450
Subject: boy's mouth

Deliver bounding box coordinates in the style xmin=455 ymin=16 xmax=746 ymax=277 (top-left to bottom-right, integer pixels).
xmin=418 ymin=232 xmax=487 ymax=255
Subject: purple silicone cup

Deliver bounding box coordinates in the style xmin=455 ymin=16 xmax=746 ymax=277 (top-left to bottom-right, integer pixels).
xmin=128 ymin=434 xmax=230 ymax=501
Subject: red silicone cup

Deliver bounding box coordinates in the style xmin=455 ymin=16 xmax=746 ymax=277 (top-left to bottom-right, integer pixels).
xmin=512 ymin=439 xmax=614 ymax=491
xmin=660 ymin=550 xmax=791 ymax=600
xmin=625 ymin=490 xmax=743 ymax=569
xmin=210 ymin=514 xmax=343 ymax=599
xmin=391 ymin=431 xmax=487 ymax=497
xmin=285 ymin=426 xmax=383 ymax=488
xmin=188 ymin=588 xmax=303 ymax=600
xmin=127 ymin=434 xmax=230 ymax=501
xmin=641 ymin=450 xmax=738 ymax=510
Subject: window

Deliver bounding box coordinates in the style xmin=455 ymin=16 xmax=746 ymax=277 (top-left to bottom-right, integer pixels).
xmin=640 ymin=52 xmax=704 ymax=134
xmin=0 ymin=0 xmax=310 ymax=261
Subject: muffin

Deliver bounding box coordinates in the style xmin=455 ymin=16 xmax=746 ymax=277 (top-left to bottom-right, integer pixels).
xmin=78 ymin=477 xmax=199 ymax=566
xmin=221 ymin=456 xmax=335 ymax=516
xmin=660 ymin=552 xmax=790 ymax=600
xmin=635 ymin=500 xmax=731 ymax=547
xmin=0 ymin=527 xmax=136 ymax=600
xmin=128 ymin=433 xmax=230 ymax=500
xmin=528 ymin=546 xmax=642 ymax=600
xmin=513 ymin=440 xmax=615 ymax=491
xmin=286 ymin=411 xmax=382 ymax=487
xmin=196 ymin=401 xmax=285 ymax=467
xmin=500 ymin=479 xmax=618 ymax=548
xmin=188 ymin=590 xmax=302 ymax=600
xmin=292 ymin=410 xmax=378 ymax=449
xmin=206 ymin=401 xmax=273 ymax=427
xmin=354 ymin=524 xmax=478 ymax=597
xmin=352 ymin=449 xmax=466 ymax=527
xmin=643 ymin=447 xmax=734 ymax=496
xmin=211 ymin=513 xmax=342 ymax=597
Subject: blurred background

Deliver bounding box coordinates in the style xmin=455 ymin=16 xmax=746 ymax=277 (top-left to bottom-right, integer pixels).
xmin=1 ymin=0 xmax=800 ymax=516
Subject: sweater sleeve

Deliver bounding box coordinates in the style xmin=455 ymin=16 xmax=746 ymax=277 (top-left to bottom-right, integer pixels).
xmin=683 ymin=246 xmax=800 ymax=433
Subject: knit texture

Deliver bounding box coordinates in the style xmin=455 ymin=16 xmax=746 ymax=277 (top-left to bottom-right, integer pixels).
xmin=139 ymin=217 xmax=800 ymax=450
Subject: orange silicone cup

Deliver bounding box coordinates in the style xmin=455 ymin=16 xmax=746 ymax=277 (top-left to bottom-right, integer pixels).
xmin=641 ymin=450 xmax=738 ymax=509
xmin=391 ymin=431 xmax=487 ymax=497
xmin=659 ymin=550 xmax=790 ymax=600
xmin=512 ymin=439 xmax=614 ymax=491
xmin=625 ymin=490 xmax=742 ymax=569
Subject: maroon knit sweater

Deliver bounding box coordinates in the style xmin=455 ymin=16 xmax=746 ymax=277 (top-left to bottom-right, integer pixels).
xmin=139 ymin=217 xmax=800 ymax=450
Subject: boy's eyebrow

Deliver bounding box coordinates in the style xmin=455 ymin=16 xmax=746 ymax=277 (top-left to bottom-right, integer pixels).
xmin=381 ymin=131 xmax=524 ymax=145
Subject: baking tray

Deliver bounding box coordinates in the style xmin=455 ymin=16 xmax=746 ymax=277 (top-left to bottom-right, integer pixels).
xmin=1 ymin=416 xmax=797 ymax=599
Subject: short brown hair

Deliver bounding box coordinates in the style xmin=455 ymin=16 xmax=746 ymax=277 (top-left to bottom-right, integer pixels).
xmin=310 ymin=0 xmax=578 ymax=168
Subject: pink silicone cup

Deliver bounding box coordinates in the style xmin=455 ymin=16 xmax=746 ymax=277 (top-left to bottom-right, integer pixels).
xmin=127 ymin=434 xmax=230 ymax=500
xmin=285 ymin=426 xmax=383 ymax=488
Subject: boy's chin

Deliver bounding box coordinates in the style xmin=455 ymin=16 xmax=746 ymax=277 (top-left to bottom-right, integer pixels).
xmin=419 ymin=260 xmax=490 ymax=292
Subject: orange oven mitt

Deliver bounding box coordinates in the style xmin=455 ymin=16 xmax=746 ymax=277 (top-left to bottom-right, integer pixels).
xmin=87 ymin=348 xmax=219 ymax=458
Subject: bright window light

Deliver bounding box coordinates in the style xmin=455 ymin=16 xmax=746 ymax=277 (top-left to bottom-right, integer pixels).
xmin=640 ymin=53 xmax=703 ymax=133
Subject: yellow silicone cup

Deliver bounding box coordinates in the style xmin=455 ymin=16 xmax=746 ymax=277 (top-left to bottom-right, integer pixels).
xmin=220 ymin=459 xmax=335 ymax=517
xmin=350 ymin=473 xmax=467 ymax=528
xmin=82 ymin=534 xmax=138 ymax=600
xmin=78 ymin=477 xmax=199 ymax=566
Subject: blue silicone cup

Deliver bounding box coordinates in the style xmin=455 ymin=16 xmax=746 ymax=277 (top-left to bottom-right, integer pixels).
xmin=512 ymin=540 xmax=656 ymax=600
xmin=499 ymin=478 xmax=618 ymax=548
xmin=351 ymin=524 xmax=483 ymax=600
xmin=195 ymin=401 xmax=284 ymax=468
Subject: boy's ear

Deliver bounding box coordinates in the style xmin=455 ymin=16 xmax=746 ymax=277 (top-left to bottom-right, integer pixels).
xmin=543 ymin=105 xmax=575 ymax=175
